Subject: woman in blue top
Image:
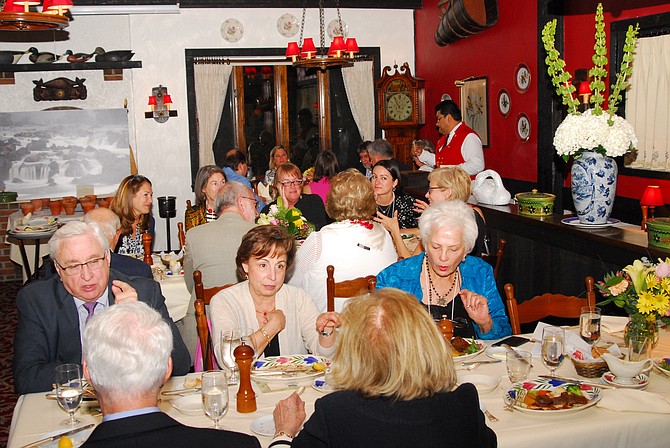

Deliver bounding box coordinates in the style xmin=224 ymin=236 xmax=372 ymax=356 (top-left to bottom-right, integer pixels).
xmin=376 ymin=200 xmax=511 ymax=340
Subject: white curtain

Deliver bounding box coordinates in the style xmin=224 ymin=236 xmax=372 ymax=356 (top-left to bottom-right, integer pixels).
xmin=193 ymin=64 xmax=233 ymax=166
xmin=626 ymin=34 xmax=670 ymax=171
xmin=342 ymin=60 xmax=375 ymax=142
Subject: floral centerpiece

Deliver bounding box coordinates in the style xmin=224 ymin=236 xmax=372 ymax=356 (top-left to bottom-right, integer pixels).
xmin=257 ymin=197 xmax=315 ymax=240
xmin=542 ymin=3 xmax=639 ymax=224
xmin=597 ymin=257 xmax=670 ymax=347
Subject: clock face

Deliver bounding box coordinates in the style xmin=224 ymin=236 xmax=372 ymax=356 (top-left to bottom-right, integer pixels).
xmin=386 ymin=92 xmax=413 ymax=122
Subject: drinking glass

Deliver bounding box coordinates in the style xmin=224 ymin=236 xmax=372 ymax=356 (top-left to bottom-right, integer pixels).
xmin=55 ymin=363 xmax=83 ymax=426
xmin=541 ymin=326 xmax=565 ymax=377
xmin=220 ymin=330 xmax=242 ymax=384
xmin=506 ymin=350 xmax=532 ymax=383
xmin=579 ymin=306 xmax=602 ymax=346
xmin=628 ymin=333 xmax=652 ymax=362
xmin=201 ymin=371 xmax=229 ymax=429
xmin=239 ymin=327 xmax=257 ymax=359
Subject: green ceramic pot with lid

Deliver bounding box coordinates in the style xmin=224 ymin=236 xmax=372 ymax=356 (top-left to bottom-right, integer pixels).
xmin=515 ymin=189 xmax=556 ymax=216
xmin=0 ymin=191 xmax=18 ymax=203
xmin=646 ymin=218 xmax=670 ymax=250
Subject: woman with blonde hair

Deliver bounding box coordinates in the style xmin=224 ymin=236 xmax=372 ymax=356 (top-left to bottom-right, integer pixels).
xmin=258 ymin=145 xmax=291 ymax=202
xmin=110 ymin=174 xmax=154 ymax=256
xmin=271 ymin=288 xmax=496 ymax=447
xmin=288 ymin=169 xmax=397 ymax=311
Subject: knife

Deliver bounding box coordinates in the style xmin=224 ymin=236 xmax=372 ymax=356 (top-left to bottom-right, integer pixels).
xmin=462 ymin=359 xmax=501 ymax=366
xmin=20 ymin=423 xmax=94 ymax=448
xmin=502 ymin=343 xmax=534 ymax=367
xmin=538 ymin=374 xmax=618 ymax=389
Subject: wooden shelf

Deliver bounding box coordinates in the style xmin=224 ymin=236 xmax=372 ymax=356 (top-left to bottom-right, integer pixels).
xmin=0 ymin=61 xmax=142 ymax=84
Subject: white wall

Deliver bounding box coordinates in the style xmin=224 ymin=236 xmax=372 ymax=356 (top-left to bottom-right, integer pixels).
xmin=1 ymin=7 xmax=415 ymax=250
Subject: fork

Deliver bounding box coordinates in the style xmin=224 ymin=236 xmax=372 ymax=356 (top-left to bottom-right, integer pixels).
xmin=484 ymin=410 xmax=499 ymax=423
xmin=466 ymin=362 xmax=481 ymax=371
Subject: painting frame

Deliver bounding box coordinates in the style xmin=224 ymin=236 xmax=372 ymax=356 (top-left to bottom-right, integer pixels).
xmin=459 ymin=76 xmax=489 ymax=147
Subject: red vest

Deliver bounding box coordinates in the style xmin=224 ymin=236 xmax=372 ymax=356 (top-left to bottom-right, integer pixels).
xmin=436 ymin=123 xmax=476 ymax=167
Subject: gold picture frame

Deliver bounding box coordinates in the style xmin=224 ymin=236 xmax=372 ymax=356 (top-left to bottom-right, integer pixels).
xmin=458 ymin=76 xmax=489 ymax=147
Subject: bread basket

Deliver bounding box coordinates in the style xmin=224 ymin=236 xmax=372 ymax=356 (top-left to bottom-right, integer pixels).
xmin=569 ymin=355 xmax=609 ymax=378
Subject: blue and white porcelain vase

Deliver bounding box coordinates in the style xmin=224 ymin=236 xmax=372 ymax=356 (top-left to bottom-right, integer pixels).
xmin=571 ymin=150 xmax=618 ymax=224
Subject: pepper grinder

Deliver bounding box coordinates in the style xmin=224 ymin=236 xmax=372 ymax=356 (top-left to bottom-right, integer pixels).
xmin=234 ymin=342 xmax=257 ymax=413
xmin=142 ymin=233 xmax=153 ymax=265
xmin=437 ymin=315 xmax=454 ymax=340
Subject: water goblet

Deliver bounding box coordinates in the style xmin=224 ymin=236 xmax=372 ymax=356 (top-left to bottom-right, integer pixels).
xmin=220 ymin=330 xmax=242 ymax=384
xmin=541 ymin=326 xmax=565 ymax=377
xmin=55 ymin=363 xmax=83 ymax=426
xmin=239 ymin=327 xmax=258 ymax=360
xmin=579 ymin=306 xmax=602 ymax=347
xmin=201 ymin=370 xmax=229 ymax=429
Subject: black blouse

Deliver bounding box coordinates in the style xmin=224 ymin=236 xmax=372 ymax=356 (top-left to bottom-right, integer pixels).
xmin=376 ymin=193 xmax=418 ymax=229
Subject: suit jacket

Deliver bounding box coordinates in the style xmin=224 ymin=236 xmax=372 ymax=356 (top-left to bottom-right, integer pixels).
xmin=82 ymin=411 xmax=260 ymax=448
xmin=292 ymin=384 xmax=496 ymax=448
xmin=13 ymin=269 xmax=191 ymax=395
xmin=44 ymin=253 xmax=153 ymax=279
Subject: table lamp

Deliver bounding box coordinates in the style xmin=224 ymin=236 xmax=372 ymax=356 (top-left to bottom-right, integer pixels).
xmin=640 ymin=185 xmax=665 ymax=231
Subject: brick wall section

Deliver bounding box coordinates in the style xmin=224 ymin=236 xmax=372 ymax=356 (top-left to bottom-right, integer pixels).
xmin=0 ymin=203 xmax=23 ymax=282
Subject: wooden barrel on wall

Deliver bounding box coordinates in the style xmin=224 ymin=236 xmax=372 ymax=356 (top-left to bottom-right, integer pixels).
xmin=435 ymin=0 xmax=499 ymax=46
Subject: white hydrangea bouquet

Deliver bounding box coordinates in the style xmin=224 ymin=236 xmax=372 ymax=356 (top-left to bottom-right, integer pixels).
xmin=542 ymin=3 xmax=639 ymax=161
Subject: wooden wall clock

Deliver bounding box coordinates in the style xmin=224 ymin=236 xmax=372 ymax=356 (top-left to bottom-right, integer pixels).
xmin=375 ymin=62 xmax=425 ymax=168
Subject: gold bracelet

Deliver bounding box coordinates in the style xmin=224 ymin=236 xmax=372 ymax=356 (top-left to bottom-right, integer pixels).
xmin=274 ymin=431 xmax=294 ymax=439
xmin=259 ymin=327 xmax=272 ymax=345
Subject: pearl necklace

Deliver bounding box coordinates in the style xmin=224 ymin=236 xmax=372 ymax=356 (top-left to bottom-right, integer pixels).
xmin=377 ymin=193 xmax=395 ymax=217
xmin=425 ymin=257 xmax=459 ymax=307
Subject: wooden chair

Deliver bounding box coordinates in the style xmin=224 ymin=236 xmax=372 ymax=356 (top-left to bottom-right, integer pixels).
xmin=504 ymin=276 xmax=596 ymax=335
xmin=481 ymin=238 xmax=507 ymax=281
xmin=178 ymin=222 xmax=186 ymax=250
xmin=325 ymin=265 xmax=377 ymax=312
xmin=193 ymin=269 xmax=234 ymax=371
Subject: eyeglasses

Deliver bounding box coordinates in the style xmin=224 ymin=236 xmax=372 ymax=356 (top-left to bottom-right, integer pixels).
xmin=278 ymin=179 xmax=304 ymax=187
xmin=241 ymin=196 xmax=259 ymax=207
xmin=56 ymin=254 xmax=107 ymax=276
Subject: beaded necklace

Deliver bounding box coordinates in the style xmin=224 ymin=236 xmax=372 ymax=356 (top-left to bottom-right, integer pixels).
xmin=425 ymin=256 xmax=459 ymax=307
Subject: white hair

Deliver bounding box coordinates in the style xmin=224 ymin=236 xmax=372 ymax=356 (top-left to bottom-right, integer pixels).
xmin=84 ymin=208 xmax=121 ymax=243
xmin=83 ymin=301 xmax=173 ymax=397
xmin=419 ymin=200 xmax=478 ymax=253
xmin=49 ymin=221 xmax=109 ymax=260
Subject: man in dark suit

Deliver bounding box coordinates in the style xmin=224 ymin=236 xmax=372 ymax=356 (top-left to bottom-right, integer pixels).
xmin=81 ymin=301 xmax=260 ymax=448
xmin=13 ymin=221 xmax=190 ymax=395
xmin=367 ymin=138 xmax=412 ymax=171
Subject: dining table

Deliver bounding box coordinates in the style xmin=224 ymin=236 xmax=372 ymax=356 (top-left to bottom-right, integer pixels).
xmin=7 ymin=324 xmax=670 ymax=448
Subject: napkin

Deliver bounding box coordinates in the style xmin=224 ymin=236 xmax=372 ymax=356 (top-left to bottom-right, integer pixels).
xmin=601 ymin=315 xmax=629 ymax=334
xmin=596 ymin=389 xmax=670 ymax=414
xmin=530 ymin=322 xmax=620 ymax=360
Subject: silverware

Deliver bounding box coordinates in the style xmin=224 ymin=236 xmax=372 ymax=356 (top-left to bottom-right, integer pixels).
xmin=538 ymin=374 xmax=617 ymax=389
xmin=484 ymin=409 xmax=499 ymax=423
xmin=466 ymin=362 xmax=481 ymax=371
xmin=19 ymin=423 xmax=94 ymax=448
xmin=462 ymin=359 xmax=501 ymax=366
xmin=161 ymin=387 xmax=201 ymax=396
xmin=502 ymin=343 xmax=534 ymax=367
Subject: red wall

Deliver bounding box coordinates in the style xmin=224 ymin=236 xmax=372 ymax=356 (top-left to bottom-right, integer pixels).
xmin=414 ymin=0 xmax=539 ymax=183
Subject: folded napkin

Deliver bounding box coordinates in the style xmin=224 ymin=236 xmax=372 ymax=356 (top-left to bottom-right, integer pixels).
xmin=601 ymin=315 xmax=629 ymax=334
xmin=596 ymin=389 xmax=670 ymax=414
xmin=530 ymin=322 xmax=592 ymax=358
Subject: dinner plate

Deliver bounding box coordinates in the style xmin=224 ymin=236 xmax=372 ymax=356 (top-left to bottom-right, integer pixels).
xmin=170 ymin=394 xmax=204 ymax=416
xmin=250 ymin=414 xmax=275 ymax=437
xmin=504 ymin=377 xmax=601 ymax=414
xmin=312 ymin=378 xmax=336 ymax=394
xmin=41 ymin=426 xmax=93 ymax=448
xmin=602 ymin=371 xmax=649 ymax=389
xmin=9 ymin=229 xmax=57 ymax=238
xmin=486 ymin=346 xmax=507 ymax=360
xmin=561 ymin=217 xmax=621 ymax=229
xmin=654 ymin=358 xmax=670 ymax=378
xmin=251 ymin=355 xmax=328 ymax=383
xmin=452 ymin=341 xmax=486 ymax=362
xmin=457 ymin=373 xmax=501 ymax=394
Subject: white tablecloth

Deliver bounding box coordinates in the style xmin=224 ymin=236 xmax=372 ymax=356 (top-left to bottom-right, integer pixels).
xmin=158 ymin=274 xmax=190 ymax=322
xmin=8 ymin=328 xmax=670 ymax=448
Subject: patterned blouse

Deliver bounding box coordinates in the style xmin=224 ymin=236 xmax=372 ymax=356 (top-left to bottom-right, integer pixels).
xmin=376 ymin=193 xmax=418 ymax=229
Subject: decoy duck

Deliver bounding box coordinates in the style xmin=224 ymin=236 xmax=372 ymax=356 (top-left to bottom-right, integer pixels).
xmin=28 ymin=47 xmax=70 ymax=64
xmin=66 ymin=50 xmax=95 ymax=63
xmin=0 ymin=50 xmax=26 ymax=65
xmin=94 ymin=47 xmax=134 ymax=62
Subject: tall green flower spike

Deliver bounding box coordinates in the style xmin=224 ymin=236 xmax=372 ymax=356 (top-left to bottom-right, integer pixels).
xmin=607 ymin=23 xmax=639 ymax=122
xmin=541 ymin=19 xmax=580 ymax=114
xmin=588 ymin=3 xmax=608 ymax=115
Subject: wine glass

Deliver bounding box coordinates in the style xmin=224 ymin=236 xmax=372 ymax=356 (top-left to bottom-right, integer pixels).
xmin=579 ymin=306 xmax=602 ymax=347
xmin=220 ymin=330 xmax=242 ymax=384
xmin=201 ymin=370 xmax=229 ymax=429
xmin=541 ymin=326 xmax=565 ymax=377
xmin=55 ymin=363 xmax=83 ymax=426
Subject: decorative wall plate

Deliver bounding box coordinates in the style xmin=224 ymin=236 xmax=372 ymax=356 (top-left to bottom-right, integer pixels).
xmin=221 ymin=18 xmax=244 ymax=43
xmin=277 ymin=13 xmax=299 ymax=38
xmin=497 ymin=88 xmax=511 ymax=117
xmin=514 ymin=63 xmax=531 ymax=93
xmin=516 ymin=113 xmax=530 ymax=141
xmin=327 ymin=19 xmax=348 ymax=39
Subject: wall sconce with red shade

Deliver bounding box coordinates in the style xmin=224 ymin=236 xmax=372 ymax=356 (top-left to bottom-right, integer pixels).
xmin=641 ymin=185 xmax=665 ymax=231
xmin=0 ymin=0 xmax=71 ymax=31
xmin=145 ymin=85 xmax=177 ymax=123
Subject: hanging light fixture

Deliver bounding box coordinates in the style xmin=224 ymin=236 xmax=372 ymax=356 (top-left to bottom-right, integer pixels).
xmin=285 ymin=0 xmax=359 ymax=71
xmin=0 ymin=0 xmax=71 ymax=31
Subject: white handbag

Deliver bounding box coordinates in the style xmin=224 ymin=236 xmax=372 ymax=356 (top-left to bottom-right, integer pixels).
xmin=471 ymin=170 xmax=511 ymax=206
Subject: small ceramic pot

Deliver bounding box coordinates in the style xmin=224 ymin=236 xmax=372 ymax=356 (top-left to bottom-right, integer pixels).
xmin=646 ymin=218 xmax=670 ymax=250
xmin=97 ymin=198 xmax=111 ymax=208
xmin=19 ymin=202 xmax=34 ymax=216
xmin=49 ymin=199 xmax=63 ymax=216
xmin=80 ymin=198 xmax=95 ymax=213
xmin=63 ymin=196 xmax=77 ymax=205
xmin=63 ymin=203 xmax=77 ymax=215
xmin=515 ymin=190 xmax=556 ymax=216
xmin=30 ymin=198 xmax=43 ymax=212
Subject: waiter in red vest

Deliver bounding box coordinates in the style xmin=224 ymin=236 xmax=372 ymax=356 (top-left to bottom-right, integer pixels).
xmin=413 ymin=100 xmax=485 ymax=176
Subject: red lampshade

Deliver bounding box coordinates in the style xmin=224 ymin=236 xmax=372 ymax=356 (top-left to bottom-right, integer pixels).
xmin=2 ymin=1 xmax=24 ymax=12
xmin=12 ymin=0 xmax=40 ymax=9
xmin=162 ymin=94 xmax=172 ymax=105
xmin=285 ymin=42 xmax=300 ymax=58
xmin=42 ymin=0 xmax=73 ymax=14
xmin=301 ymin=38 xmax=317 ymax=58
xmin=260 ymin=66 xmax=272 ymax=76
xmin=148 ymin=96 xmax=157 ymax=106
xmin=578 ymin=81 xmax=591 ymax=96
xmin=345 ymin=37 xmax=359 ymax=55
xmin=641 ymin=185 xmax=665 ymax=206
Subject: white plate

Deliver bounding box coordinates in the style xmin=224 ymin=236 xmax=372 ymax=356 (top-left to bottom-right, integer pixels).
xmin=312 ymin=378 xmax=336 ymax=394
xmin=602 ymin=371 xmax=649 ymax=389
xmin=561 ymin=217 xmax=621 ymax=229
xmin=251 ymin=355 xmax=327 ymax=384
xmin=452 ymin=341 xmax=486 ymax=362
xmin=457 ymin=373 xmax=501 ymax=394
xmin=654 ymin=359 xmax=670 ymax=379
xmin=170 ymin=394 xmax=204 ymax=416
xmin=327 ymin=19 xmax=348 ymax=39
xmin=41 ymin=426 xmax=93 ymax=448
xmin=221 ymin=18 xmax=244 ymax=42
xmin=486 ymin=346 xmax=508 ymax=360
xmin=250 ymin=414 xmax=275 ymax=437
xmin=277 ymin=13 xmax=299 ymax=38
xmin=504 ymin=377 xmax=601 ymax=415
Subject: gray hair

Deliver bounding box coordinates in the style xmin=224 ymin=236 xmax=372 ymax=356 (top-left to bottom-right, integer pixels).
xmin=367 ymin=138 xmax=394 ymax=159
xmin=49 ymin=221 xmax=109 ymax=260
xmin=83 ymin=301 xmax=173 ymax=397
xmin=83 ymin=208 xmax=120 ymax=243
xmin=215 ymin=181 xmax=252 ymax=214
xmin=419 ymin=200 xmax=478 ymax=253
xmin=413 ymin=139 xmax=435 ymax=154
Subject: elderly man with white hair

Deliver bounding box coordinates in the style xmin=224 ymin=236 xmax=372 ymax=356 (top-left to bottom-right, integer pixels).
xmin=81 ymin=302 xmax=260 ymax=447
xmin=13 ymin=221 xmax=190 ymax=395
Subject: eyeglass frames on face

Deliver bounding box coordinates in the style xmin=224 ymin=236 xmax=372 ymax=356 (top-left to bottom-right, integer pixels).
xmin=278 ymin=179 xmax=304 ymax=187
xmin=56 ymin=253 xmax=107 ymax=276
xmin=241 ymin=196 xmax=259 ymax=207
